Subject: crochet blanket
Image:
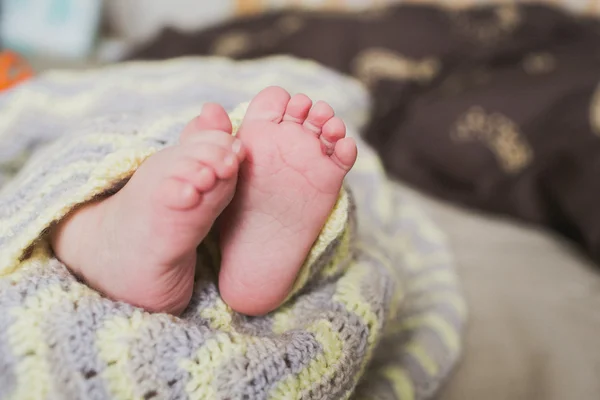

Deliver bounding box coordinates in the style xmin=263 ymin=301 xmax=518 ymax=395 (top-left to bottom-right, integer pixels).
xmin=0 ymin=56 xmax=466 ymax=400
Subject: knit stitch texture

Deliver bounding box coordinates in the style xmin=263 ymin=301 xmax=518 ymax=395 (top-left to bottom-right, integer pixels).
xmin=0 ymin=56 xmax=466 ymax=400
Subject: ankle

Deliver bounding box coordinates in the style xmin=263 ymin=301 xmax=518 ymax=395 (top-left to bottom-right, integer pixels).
xmin=50 ymin=199 xmax=107 ymax=277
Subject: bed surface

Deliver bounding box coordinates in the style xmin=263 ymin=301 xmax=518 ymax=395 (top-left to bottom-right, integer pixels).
xmin=405 ymin=184 xmax=600 ymax=400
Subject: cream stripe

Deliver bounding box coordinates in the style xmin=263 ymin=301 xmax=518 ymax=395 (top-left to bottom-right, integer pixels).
xmin=181 ymin=333 xmax=247 ymax=400
xmin=409 ymin=292 xmax=468 ymax=319
xmin=381 ymin=366 xmax=416 ymax=400
xmin=96 ymin=311 xmax=148 ymax=400
xmin=334 ymin=261 xmax=385 ymax=395
xmin=7 ymin=282 xmax=99 ymax=400
xmin=1 ymin=243 xmax=51 ymax=286
xmin=271 ymin=262 xmax=372 ymax=398
xmin=199 ymin=298 xmax=235 ymax=333
xmin=320 ymin=225 xmax=351 ymax=278
xmin=385 ymin=313 xmax=460 ymax=353
xmin=271 ymin=303 xmax=295 ymax=335
xmin=268 ymin=319 xmax=343 ymax=399
xmin=405 ymin=341 xmax=439 ymax=376
xmin=411 ymin=269 xmax=458 ymax=293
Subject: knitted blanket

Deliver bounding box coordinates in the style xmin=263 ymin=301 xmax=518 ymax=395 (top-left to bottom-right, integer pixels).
xmin=0 ymin=56 xmax=466 ymax=400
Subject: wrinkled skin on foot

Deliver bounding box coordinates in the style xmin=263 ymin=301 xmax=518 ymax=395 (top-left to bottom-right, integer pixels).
xmin=219 ymin=86 xmax=357 ymax=316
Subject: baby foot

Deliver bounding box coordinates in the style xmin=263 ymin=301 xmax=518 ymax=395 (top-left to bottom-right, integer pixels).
xmin=50 ymin=104 xmax=244 ymax=314
xmin=219 ymin=86 xmax=357 ymax=316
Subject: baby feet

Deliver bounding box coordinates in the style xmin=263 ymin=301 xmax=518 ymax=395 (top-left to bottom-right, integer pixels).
xmin=50 ymin=104 xmax=245 ymax=315
xmin=219 ymin=87 xmax=357 ymax=316
xmin=50 ymin=87 xmax=357 ymax=317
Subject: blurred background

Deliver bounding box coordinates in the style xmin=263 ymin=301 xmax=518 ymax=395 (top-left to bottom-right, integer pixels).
xmin=3 ymin=2 xmax=600 ymax=400
xmin=1 ymin=0 xmax=598 ymax=66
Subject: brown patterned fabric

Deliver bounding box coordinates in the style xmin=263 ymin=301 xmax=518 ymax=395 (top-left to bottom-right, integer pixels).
xmin=129 ymin=4 xmax=600 ymax=262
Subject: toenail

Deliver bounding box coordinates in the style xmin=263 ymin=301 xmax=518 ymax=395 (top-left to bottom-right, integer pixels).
xmin=232 ymin=139 xmax=242 ymax=154
xmin=225 ymin=154 xmax=236 ymax=166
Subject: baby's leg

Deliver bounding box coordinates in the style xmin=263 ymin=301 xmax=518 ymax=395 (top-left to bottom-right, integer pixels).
xmin=50 ymin=104 xmax=244 ymax=315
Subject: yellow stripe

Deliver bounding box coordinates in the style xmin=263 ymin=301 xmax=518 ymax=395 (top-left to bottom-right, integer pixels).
xmin=96 ymin=311 xmax=148 ymax=400
xmin=2 ymin=242 xmax=52 ymax=286
xmin=268 ymin=319 xmax=343 ymax=400
xmin=405 ymin=341 xmax=439 ymax=376
xmin=411 ymin=269 xmax=458 ymax=293
xmin=199 ymin=298 xmax=235 ymax=333
xmin=181 ymin=333 xmax=247 ymax=400
xmin=271 ymin=302 xmax=295 ymax=335
xmin=381 ymin=366 xmax=415 ymax=400
xmin=333 ymin=262 xmax=383 ymax=390
xmin=272 ymin=261 xmax=373 ymax=398
xmin=333 ymin=262 xmax=379 ymax=345
xmin=403 ymin=252 xmax=454 ymax=273
xmin=7 ymin=282 xmax=99 ymax=400
xmin=320 ymin=224 xmax=351 ymax=278
xmin=385 ymin=313 xmax=460 ymax=353
xmin=410 ymin=292 xmax=467 ymax=320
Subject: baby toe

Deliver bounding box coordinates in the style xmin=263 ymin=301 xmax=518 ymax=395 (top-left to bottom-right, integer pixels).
xmin=331 ymin=137 xmax=358 ymax=172
xmin=183 ymin=144 xmax=240 ymax=180
xmin=190 ymin=167 xmax=217 ymax=193
xmin=181 ymin=131 xmax=246 ymax=162
xmin=283 ymin=93 xmax=312 ymax=124
xmin=320 ymin=117 xmax=347 ymax=155
xmin=303 ymin=101 xmax=335 ymax=136
xmin=160 ymin=177 xmax=203 ymax=211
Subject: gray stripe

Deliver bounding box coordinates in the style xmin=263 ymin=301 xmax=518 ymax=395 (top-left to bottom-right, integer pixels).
xmin=216 ymin=330 xmax=323 ymax=400
xmin=357 ymin=248 xmax=398 ymax=321
xmin=0 ymin=174 xmax=89 ymax=249
xmin=0 ymin=260 xmax=79 ymax=399
xmin=0 ymin=145 xmax=113 ymax=215
xmin=231 ymin=311 xmax=275 ymax=337
xmin=280 ymin=284 xmax=337 ymax=325
xmin=402 ymin=292 xmax=466 ymax=329
xmin=126 ymin=314 xmax=213 ymax=400
xmin=300 ymin=305 xmax=371 ymax=400
xmin=43 ymin=287 xmax=123 ymax=400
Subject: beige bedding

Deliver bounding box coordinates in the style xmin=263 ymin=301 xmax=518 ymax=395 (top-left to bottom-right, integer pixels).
xmin=405 ymin=185 xmax=600 ymax=400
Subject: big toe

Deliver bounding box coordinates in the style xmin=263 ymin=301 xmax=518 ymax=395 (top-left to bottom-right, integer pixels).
xmin=244 ymin=86 xmax=291 ymax=123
